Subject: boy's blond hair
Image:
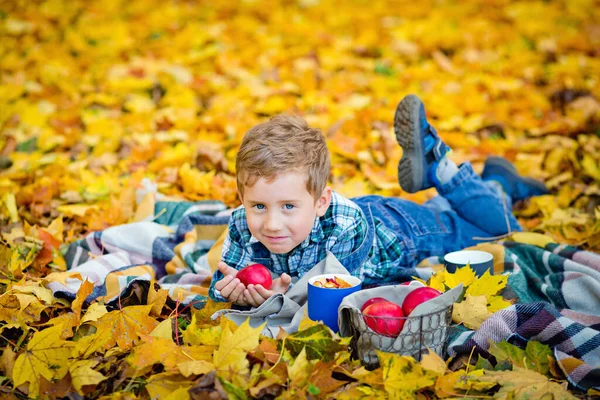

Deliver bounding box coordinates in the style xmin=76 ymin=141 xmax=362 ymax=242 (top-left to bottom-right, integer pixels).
xmin=236 ymin=115 xmax=330 ymax=201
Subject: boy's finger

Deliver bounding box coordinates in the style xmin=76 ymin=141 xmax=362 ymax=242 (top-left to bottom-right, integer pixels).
xmin=272 ymin=276 xmax=291 ymax=294
xmin=243 ymin=289 xmax=259 ymax=307
xmin=253 ymin=284 xmax=272 ymax=298
xmin=214 ymin=275 xmax=233 ymax=291
xmin=229 ymin=281 xmax=246 ymax=302
xmin=220 ymin=277 xmax=241 ymax=298
xmin=246 ymin=285 xmax=265 ymax=305
xmin=280 ymin=273 xmax=292 ymax=285
xmin=218 ymin=261 xmax=232 ymax=274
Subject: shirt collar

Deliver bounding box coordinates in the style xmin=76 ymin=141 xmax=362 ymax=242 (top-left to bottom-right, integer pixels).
xmin=300 ymin=216 xmax=324 ymax=249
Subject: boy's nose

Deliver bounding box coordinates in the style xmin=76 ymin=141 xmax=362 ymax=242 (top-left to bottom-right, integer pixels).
xmin=264 ymin=214 xmax=283 ymax=231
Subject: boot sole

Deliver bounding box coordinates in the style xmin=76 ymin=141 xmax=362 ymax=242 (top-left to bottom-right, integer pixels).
xmin=394 ymin=94 xmax=424 ymax=193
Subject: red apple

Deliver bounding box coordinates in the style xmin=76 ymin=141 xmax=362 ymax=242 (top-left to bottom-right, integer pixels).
xmin=401 ymin=287 xmax=441 ymax=316
xmin=360 ymin=297 xmax=388 ymax=312
xmin=362 ymin=301 xmax=405 ymax=337
xmin=237 ymin=263 xmax=273 ymax=290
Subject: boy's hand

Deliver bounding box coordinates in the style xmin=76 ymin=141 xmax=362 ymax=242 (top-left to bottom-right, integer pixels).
xmin=243 ymin=273 xmax=292 ymax=307
xmin=214 ymin=261 xmax=248 ymax=305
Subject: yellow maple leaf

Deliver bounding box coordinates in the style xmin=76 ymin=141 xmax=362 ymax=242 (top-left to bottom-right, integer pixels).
xmin=0 ymin=193 xmax=19 ymax=223
xmin=69 ymin=360 xmax=106 ymax=395
xmin=12 ymin=324 xmax=73 ymax=397
xmin=419 ymin=349 xmax=447 ymax=376
xmin=93 ymin=304 xmax=159 ymax=349
xmin=444 ymin=265 xmax=477 ymax=289
xmin=183 ymin=322 xmax=222 ymax=347
xmin=71 ymin=279 xmax=94 ymax=322
xmin=452 ymin=294 xmax=492 ymax=330
xmin=72 ymin=331 xmax=113 ymax=359
xmin=127 ymin=335 xmax=214 ymax=375
xmin=465 ymin=270 xmax=508 ymax=298
xmin=213 ymin=318 xmax=264 ymax=378
xmin=472 ymin=367 xmax=577 ymax=400
xmin=487 ymin=295 xmax=513 ymax=313
xmin=177 ymin=360 xmax=215 ymax=378
xmin=151 ymin=318 xmax=174 ymax=340
xmin=379 ymin=351 xmax=437 ymax=396
xmin=81 ymin=303 xmax=108 ymax=324
xmin=427 ymin=270 xmax=447 ymax=293
xmin=145 ymin=372 xmax=193 ymax=400
xmin=12 ymin=283 xmax=55 ymax=305
xmin=287 ymin=347 xmax=313 ymax=389
xmin=297 ymin=309 xmax=322 ymax=331
xmin=434 ymin=369 xmax=496 ymax=398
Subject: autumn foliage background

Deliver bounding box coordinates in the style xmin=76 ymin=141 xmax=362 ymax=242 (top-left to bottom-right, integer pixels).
xmin=0 ymin=0 xmax=600 ymax=398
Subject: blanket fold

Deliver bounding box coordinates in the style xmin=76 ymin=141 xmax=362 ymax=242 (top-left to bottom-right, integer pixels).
xmin=211 ymin=252 xmax=351 ymax=337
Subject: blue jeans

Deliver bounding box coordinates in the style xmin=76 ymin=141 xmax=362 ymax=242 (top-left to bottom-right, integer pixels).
xmin=352 ymin=162 xmax=521 ymax=268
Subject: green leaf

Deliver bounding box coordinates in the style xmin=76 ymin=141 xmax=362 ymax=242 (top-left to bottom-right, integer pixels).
xmin=284 ymin=324 xmax=349 ymax=362
xmin=218 ymin=377 xmax=248 ymax=400
xmin=307 ymin=383 xmax=321 ymax=395
xmin=488 ymin=340 xmax=554 ymax=376
xmin=475 ymin=355 xmax=494 ymax=370
xmin=524 ymin=341 xmax=554 ymax=376
xmin=16 ymin=137 xmax=37 ymax=152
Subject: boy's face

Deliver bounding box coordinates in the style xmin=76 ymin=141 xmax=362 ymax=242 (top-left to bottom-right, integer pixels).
xmin=240 ymin=170 xmax=332 ymax=255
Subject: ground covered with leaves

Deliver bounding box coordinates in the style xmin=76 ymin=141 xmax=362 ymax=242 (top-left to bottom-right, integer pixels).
xmin=1 ymin=0 xmax=599 ymax=398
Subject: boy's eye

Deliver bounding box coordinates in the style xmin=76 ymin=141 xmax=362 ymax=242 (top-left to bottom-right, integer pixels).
xmin=284 ymin=204 xmax=295 ymax=210
xmin=254 ymin=204 xmax=265 ymax=210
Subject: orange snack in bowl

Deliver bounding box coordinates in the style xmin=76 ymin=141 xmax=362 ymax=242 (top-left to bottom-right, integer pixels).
xmin=312 ymin=276 xmax=352 ymax=288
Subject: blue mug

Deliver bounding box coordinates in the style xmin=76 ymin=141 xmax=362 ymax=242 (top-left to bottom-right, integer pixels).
xmin=444 ymin=250 xmax=494 ymax=277
xmin=307 ymin=274 xmax=362 ymax=332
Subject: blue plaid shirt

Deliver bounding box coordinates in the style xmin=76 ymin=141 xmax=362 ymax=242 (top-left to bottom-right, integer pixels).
xmin=208 ymin=191 xmax=406 ymax=301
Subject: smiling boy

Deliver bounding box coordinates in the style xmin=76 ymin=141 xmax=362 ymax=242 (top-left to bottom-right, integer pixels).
xmin=208 ymin=95 xmax=549 ymax=307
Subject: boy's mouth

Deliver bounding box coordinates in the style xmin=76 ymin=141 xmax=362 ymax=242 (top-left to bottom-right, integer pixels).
xmin=265 ymin=235 xmax=288 ymax=243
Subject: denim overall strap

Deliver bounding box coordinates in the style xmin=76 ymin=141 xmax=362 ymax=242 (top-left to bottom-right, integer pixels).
xmin=339 ymin=203 xmax=376 ymax=273
xmin=250 ymin=242 xmax=274 ymax=269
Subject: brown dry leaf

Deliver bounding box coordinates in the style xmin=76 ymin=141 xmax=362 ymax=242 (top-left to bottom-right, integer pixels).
xmin=308 ymin=360 xmax=347 ymax=395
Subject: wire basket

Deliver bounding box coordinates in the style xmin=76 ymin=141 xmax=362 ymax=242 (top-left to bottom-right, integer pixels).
xmin=347 ymin=304 xmax=453 ymax=368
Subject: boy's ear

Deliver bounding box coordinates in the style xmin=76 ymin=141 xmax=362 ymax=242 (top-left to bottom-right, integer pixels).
xmin=315 ymin=186 xmax=332 ymax=217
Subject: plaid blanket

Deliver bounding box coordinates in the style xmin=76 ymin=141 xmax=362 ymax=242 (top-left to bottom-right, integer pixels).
xmin=442 ymin=240 xmax=600 ymax=392
xmin=45 ymin=197 xmax=600 ymax=392
xmin=46 ymin=199 xmax=231 ymax=308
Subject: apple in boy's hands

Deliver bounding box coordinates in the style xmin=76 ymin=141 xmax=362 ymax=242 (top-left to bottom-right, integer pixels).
xmin=362 ymin=301 xmax=405 ymax=337
xmin=360 ymin=297 xmax=388 ymax=312
xmin=401 ymin=287 xmax=441 ymax=316
xmin=237 ymin=263 xmax=273 ymax=290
